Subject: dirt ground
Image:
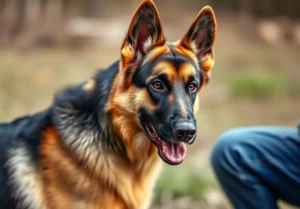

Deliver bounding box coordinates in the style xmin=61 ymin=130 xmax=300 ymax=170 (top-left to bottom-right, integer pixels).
xmin=0 ymin=15 xmax=299 ymax=209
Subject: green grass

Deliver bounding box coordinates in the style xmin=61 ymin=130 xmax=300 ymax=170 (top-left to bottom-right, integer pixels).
xmin=0 ymin=16 xmax=300 ymax=209
xmin=229 ymin=70 xmax=288 ymax=99
xmin=155 ymin=164 xmax=217 ymax=200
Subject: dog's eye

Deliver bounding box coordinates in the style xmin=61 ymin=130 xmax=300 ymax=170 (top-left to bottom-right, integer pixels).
xmin=152 ymin=81 xmax=164 ymax=90
xmin=189 ymin=83 xmax=197 ymax=92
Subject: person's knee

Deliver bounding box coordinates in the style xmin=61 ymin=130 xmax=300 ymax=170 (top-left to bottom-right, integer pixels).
xmin=210 ymin=128 xmax=251 ymax=173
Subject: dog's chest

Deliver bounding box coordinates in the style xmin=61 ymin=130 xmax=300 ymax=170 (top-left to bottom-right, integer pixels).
xmin=73 ymin=155 xmax=162 ymax=209
xmin=40 ymin=127 xmax=162 ymax=209
xmin=42 ymin=161 xmax=161 ymax=209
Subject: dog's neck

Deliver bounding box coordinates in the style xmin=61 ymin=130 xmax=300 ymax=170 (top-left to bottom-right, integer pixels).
xmin=52 ymin=67 xmax=161 ymax=175
xmin=48 ymin=61 xmax=165 ymax=208
xmin=51 ymin=74 xmax=162 ymax=208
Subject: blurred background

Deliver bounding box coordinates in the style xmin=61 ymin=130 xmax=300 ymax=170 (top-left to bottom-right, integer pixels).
xmin=0 ymin=0 xmax=299 ymax=208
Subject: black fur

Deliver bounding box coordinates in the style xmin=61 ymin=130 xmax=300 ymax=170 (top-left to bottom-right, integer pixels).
xmin=0 ymin=60 xmax=123 ymax=208
xmin=52 ymin=61 xmax=128 ymax=163
xmin=0 ymin=44 xmax=204 ymax=207
xmin=0 ymin=1 xmax=216 ymax=207
xmin=0 ymin=109 xmax=52 ymax=208
xmin=134 ymin=47 xmax=200 ymax=147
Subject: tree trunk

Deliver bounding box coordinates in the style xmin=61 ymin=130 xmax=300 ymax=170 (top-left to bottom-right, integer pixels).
xmin=239 ymin=0 xmax=254 ymax=35
xmin=12 ymin=0 xmax=26 ymax=35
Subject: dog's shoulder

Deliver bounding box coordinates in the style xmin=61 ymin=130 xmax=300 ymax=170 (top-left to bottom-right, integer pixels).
xmin=0 ymin=108 xmax=52 ymax=151
xmin=0 ymin=109 xmax=52 ymax=208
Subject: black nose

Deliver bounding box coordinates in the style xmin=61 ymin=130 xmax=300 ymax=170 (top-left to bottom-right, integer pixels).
xmin=174 ymin=122 xmax=196 ymax=142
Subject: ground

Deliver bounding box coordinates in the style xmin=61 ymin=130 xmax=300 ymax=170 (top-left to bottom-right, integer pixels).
xmin=0 ymin=15 xmax=299 ymax=209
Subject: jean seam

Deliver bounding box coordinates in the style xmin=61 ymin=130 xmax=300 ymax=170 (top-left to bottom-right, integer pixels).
xmin=254 ymin=184 xmax=277 ymax=209
xmin=241 ymin=151 xmax=300 ymax=176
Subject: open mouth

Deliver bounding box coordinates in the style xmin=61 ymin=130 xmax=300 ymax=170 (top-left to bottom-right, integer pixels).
xmin=144 ymin=120 xmax=187 ymax=165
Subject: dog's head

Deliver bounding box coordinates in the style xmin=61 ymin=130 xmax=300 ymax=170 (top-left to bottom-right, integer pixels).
xmin=111 ymin=0 xmax=216 ymax=165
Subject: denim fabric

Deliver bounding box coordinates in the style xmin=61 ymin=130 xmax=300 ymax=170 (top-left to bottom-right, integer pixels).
xmin=211 ymin=126 xmax=300 ymax=209
xmin=298 ymin=121 xmax=300 ymax=136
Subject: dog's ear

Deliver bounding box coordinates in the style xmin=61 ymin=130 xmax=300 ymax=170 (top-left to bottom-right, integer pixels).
xmin=120 ymin=0 xmax=165 ymax=70
xmin=179 ymin=6 xmax=216 ymax=77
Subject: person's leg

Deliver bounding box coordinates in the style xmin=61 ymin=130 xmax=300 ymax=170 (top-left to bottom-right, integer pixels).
xmin=211 ymin=126 xmax=300 ymax=209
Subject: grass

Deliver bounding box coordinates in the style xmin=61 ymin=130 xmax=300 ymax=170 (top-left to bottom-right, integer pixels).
xmin=155 ymin=164 xmax=217 ymax=200
xmin=0 ymin=16 xmax=300 ymax=208
xmin=229 ymin=70 xmax=287 ymax=99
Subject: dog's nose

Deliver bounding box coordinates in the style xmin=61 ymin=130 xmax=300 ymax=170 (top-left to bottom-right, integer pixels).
xmin=174 ymin=122 xmax=196 ymax=142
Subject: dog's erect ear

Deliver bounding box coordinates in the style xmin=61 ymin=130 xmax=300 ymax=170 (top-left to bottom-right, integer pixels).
xmin=121 ymin=0 xmax=165 ymax=69
xmin=179 ymin=6 xmax=216 ymax=77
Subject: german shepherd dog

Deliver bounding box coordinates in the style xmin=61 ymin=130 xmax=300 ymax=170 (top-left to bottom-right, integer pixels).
xmin=0 ymin=0 xmax=216 ymax=208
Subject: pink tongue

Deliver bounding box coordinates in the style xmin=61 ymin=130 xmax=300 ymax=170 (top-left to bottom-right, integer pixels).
xmin=162 ymin=141 xmax=187 ymax=164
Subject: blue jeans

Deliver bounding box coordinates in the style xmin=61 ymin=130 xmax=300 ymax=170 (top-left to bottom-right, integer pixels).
xmin=211 ymin=126 xmax=300 ymax=209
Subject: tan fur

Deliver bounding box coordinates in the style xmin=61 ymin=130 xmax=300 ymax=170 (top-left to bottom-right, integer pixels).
xmin=174 ymin=42 xmax=215 ymax=78
xmin=178 ymin=98 xmax=188 ymax=119
xmin=31 ymin=2 xmax=217 ymax=209
xmin=82 ymin=79 xmax=96 ymax=93
xmin=7 ymin=145 xmax=46 ymax=209
xmin=174 ymin=42 xmax=199 ymax=65
xmin=168 ymin=94 xmax=174 ymax=103
xmin=142 ymin=43 xmax=169 ymax=66
xmin=193 ymin=94 xmax=200 ymax=114
xmin=175 ymin=6 xmax=217 ymax=78
xmin=179 ymin=63 xmax=198 ymax=83
xmin=40 ymin=125 xmax=162 ymax=209
xmin=120 ymin=0 xmax=166 ymax=88
xmin=147 ymin=61 xmax=176 ymax=83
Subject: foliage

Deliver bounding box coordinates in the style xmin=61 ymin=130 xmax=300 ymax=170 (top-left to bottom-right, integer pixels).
xmin=229 ymin=70 xmax=288 ymax=99
xmin=155 ymin=164 xmax=217 ymax=200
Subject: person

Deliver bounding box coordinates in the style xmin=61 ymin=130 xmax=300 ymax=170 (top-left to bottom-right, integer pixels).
xmin=210 ymin=124 xmax=300 ymax=209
